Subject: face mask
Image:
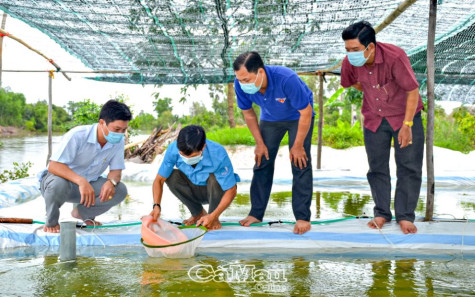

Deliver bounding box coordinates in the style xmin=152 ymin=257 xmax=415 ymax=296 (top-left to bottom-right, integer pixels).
xmin=101 ymin=123 xmax=124 ymax=144
xmin=347 ymin=46 xmax=370 ymax=67
xmin=239 ymin=72 xmax=263 ymax=95
xmin=180 ymin=153 xmax=203 ymax=166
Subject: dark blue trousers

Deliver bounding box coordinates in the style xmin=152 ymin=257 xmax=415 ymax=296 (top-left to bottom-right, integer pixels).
xmin=364 ymin=112 xmax=424 ymax=223
xmin=249 ymin=118 xmax=314 ymax=221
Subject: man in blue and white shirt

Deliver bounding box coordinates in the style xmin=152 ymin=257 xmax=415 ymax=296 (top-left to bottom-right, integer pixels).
xmin=233 ymin=51 xmax=314 ymax=234
xmin=39 ymin=100 xmax=132 ymax=233
xmin=150 ymin=125 xmax=239 ymax=230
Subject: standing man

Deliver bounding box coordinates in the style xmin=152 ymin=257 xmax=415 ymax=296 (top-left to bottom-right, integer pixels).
xmin=39 ymin=100 xmax=132 ymax=233
xmin=340 ymin=21 xmax=424 ymax=234
xmin=233 ymin=51 xmax=315 ymax=234
xmin=150 ymin=125 xmax=239 ymax=230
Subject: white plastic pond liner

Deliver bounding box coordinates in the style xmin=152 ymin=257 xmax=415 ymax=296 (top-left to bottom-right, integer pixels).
xmin=1 ymin=219 xmax=474 ymax=255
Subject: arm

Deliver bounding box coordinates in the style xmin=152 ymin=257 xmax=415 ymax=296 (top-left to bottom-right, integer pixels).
xmin=398 ymin=88 xmax=420 ymax=148
xmin=289 ymin=103 xmax=313 ymax=169
xmin=98 ymin=169 xmax=123 ymax=203
xmin=150 ymin=174 xmax=167 ymax=220
xmin=351 ymin=82 xmax=362 ymax=91
xmin=197 ymin=185 xmax=237 ymax=228
xmin=48 ymin=160 xmax=96 ymax=207
xmin=242 ymin=108 xmax=269 ymax=166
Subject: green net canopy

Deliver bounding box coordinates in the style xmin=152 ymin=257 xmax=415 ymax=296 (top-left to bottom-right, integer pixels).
xmin=0 ymin=0 xmax=474 ymax=94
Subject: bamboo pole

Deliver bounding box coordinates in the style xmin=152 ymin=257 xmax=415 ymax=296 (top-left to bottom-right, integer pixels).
xmin=227 ymin=83 xmax=236 ymax=128
xmin=317 ymin=72 xmax=324 ymax=169
xmin=424 ymin=0 xmax=437 ymax=221
xmin=0 ymin=13 xmax=7 ymax=87
xmin=0 ymin=28 xmax=71 ymax=81
xmin=47 ymin=72 xmax=53 ymax=165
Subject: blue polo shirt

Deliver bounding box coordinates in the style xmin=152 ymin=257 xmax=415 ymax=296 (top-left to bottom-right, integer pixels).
xmin=39 ymin=124 xmax=125 ymax=182
xmin=235 ymin=65 xmax=314 ymax=121
xmin=158 ymin=140 xmax=240 ymax=191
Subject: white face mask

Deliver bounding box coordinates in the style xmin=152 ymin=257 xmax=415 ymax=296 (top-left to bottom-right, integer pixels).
xmin=180 ymin=152 xmax=203 ymax=165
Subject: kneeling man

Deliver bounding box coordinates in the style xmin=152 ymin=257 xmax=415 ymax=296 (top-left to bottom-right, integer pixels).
xmin=40 ymin=100 xmax=132 ymax=233
xmin=150 ymin=125 xmax=239 ymax=230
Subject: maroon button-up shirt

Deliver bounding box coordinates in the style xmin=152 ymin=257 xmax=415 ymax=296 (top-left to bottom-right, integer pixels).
xmin=341 ymin=42 xmax=423 ymax=132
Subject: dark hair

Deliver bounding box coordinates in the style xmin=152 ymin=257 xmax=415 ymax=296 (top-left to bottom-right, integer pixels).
xmin=177 ymin=125 xmax=206 ymax=155
xmin=99 ymin=100 xmax=132 ymax=124
xmin=342 ymin=21 xmax=376 ymax=47
xmin=233 ymin=51 xmax=265 ymax=74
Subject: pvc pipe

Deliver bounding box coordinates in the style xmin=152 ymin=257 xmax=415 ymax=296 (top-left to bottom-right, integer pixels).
xmin=59 ymin=221 xmax=76 ymax=261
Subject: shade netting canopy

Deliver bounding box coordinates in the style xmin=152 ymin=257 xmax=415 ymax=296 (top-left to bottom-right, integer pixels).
xmin=0 ymin=0 xmax=474 ymax=96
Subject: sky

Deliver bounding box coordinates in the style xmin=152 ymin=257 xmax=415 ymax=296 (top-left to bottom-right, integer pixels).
xmin=0 ymin=15 xmax=212 ymax=116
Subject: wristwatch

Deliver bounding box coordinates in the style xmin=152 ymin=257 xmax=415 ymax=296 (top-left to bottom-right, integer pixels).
xmin=403 ymin=120 xmax=413 ymax=127
xmin=108 ymin=179 xmax=118 ymax=187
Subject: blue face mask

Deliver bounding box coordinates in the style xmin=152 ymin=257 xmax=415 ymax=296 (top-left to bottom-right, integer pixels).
xmin=239 ymin=72 xmax=263 ymax=95
xmin=347 ymin=46 xmax=370 ymax=67
xmin=180 ymin=152 xmax=203 ymax=166
xmin=101 ymin=124 xmax=124 ymax=144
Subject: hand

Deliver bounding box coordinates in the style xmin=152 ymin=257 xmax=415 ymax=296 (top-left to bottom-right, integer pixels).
xmin=149 ymin=206 xmax=161 ymax=221
xmin=99 ymin=180 xmax=116 ymax=203
xmin=78 ymin=179 xmax=95 ymax=208
xmin=254 ymin=143 xmax=269 ymax=167
xmin=196 ymin=214 xmax=218 ymax=229
xmin=290 ymin=144 xmax=308 ymax=169
xmin=398 ymin=125 xmax=413 ymax=148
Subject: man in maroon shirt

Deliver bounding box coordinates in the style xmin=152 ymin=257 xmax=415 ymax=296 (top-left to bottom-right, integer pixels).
xmin=340 ymin=21 xmax=424 ymax=234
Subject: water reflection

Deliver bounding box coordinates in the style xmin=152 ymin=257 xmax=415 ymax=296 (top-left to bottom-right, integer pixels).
xmin=1 ymin=247 xmax=475 ymax=296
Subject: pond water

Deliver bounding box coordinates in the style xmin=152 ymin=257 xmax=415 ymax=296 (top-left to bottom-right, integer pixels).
xmin=1 ymin=247 xmax=475 ymax=296
xmin=1 ymin=135 xmax=475 ymax=296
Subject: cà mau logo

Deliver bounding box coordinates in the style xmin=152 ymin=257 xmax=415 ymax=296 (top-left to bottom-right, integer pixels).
xmin=188 ymin=264 xmax=287 ymax=283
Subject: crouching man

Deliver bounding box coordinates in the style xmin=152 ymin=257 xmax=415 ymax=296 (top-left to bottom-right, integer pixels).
xmin=150 ymin=125 xmax=240 ymax=230
xmin=39 ymin=100 xmax=132 ymax=233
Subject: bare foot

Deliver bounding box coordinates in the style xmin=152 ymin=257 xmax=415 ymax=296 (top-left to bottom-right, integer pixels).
xmin=43 ymin=224 xmax=60 ymax=233
xmin=208 ymin=220 xmax=222 ymax=231
xmin=183 ymin=209 xmax=207 ymax=226
xmin=239 ymin=215 xmax=261 ymax=227
xmin=399 ymin=220 xmax=417 ymax=234
xmin=71 ymin=207 xmax=102 ymax=226
xmin=293 ymin=220 xmax=311 ymax=234
xmin=368 ymin=217 xmax=387 ymax=229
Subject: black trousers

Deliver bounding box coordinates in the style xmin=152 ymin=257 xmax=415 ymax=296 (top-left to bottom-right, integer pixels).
xmin=364 ymin=112 xmax=424 ymax=222
xmin=249 ymin=118 xmax=314 ymax=221
xmin=165 ymin=169 xmax=224 ymax=217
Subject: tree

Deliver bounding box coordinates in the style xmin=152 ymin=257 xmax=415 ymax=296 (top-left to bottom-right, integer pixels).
xmin=152 ymin=94 xmax=173 ymax=116
xmin=67 ymin=99 xmax=101 ymax=126
xmin=0 ymin=88 xmax=25 ymax=126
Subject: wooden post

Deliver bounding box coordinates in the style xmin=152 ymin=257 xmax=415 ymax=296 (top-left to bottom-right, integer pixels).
xmin=47 ymin=74 xmax=53 ymax=165
xmin=424 ymin=0 xmax=437 ymax=221
xmin=317 ymin=72 xmax=324 ymax=169
xmin=227 ymin=83 xmax=236 ymax=128
xmin=0 ymin=12 xmax=7 ymax=88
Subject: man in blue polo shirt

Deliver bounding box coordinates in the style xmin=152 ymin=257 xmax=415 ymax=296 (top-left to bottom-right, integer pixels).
xmin=233 ymin=51 xmax=315 ymax=234
xmin=39 ymin=100 xmax=132 ymax=233
xmin=150 ymin=125 xmax=239 ymax=230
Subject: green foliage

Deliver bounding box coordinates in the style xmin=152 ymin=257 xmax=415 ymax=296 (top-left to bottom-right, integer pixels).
xmin=130 ymin=111 xmax=158 ymax=131
xmin=0 ymin=88 xmax=26 ymax=126
xmin=67 ymin=99 xmax=101 ymax=126
xmin=22 ymin=101 xmax=71 ymax=132
xmin=153 ymin=95 xmax=173 ymax=115
xmin=0 ymin=162 xmax=32 ymax=183
xmin=317 ymin=119 xmax=364 ymax=149
xmin=425 ymin=106 xmax=475 ymax=153
xmin=206 ymin=127 xmax=256 ymax=145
